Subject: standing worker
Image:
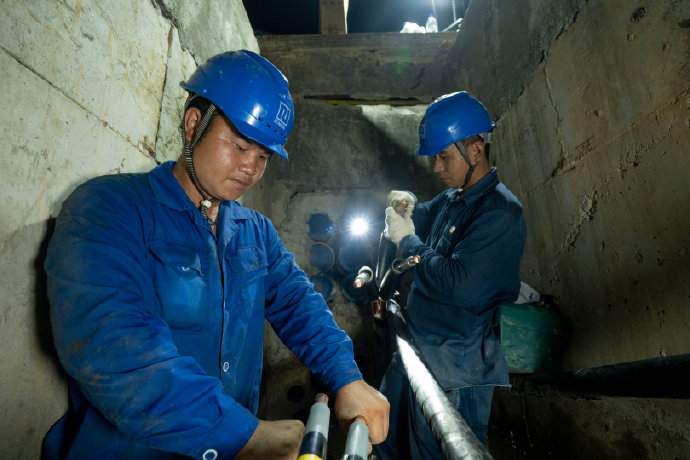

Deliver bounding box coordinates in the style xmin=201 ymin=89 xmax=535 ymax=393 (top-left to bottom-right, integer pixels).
xmin=43 ymin=50 xmax=388 ymax=460
xmin=375 ymin=92 xmax=526 ymax=459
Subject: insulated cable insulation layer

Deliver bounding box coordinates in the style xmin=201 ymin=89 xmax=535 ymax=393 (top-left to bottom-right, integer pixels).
xmin=298 ymin=393 xmax=330 ymax=460
xmin=341 ymin=416 xmax=369 ymax=460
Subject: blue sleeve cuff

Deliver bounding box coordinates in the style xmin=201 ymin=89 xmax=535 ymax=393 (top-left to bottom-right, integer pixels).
xmin=188 ymin=405 xmax=259 ymax=459
xmin=323 ymin=361 xmax=364 ymax=395
xmin=399 ymin=234 xmax=425 ymax=258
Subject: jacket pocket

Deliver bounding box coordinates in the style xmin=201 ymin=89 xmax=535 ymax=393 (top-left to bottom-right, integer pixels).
xmin=226 ymin=245 xmax=268 ymax=316
xmin=227 ymin=246 xmax=268 ymax=274
xmin=436 ymin=233 xmax=452 ymax=257
xmin=149 ymin=239 xmax=211 ymax=330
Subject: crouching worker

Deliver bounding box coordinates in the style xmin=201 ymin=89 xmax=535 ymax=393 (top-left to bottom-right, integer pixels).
xmin=44 ymin=50 xmax=389 ymax=460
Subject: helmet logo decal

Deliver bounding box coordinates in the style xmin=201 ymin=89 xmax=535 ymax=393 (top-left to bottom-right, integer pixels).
xmin=274 ymin=101 xmax=292 ymax=130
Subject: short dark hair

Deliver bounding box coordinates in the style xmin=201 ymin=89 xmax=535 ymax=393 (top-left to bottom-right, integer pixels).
xmin=185 ymin=94 xmax=216 ymax=116
xmin=181 ymin=94 xmax=222 ymax=142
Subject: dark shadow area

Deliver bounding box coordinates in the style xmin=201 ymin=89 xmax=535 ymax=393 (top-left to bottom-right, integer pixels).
xmin=490 ymin=390 xmax=655 ymax=460
xmin=33 ymin=217 xmax=62 ymax=365
xmin=243 ymin=0 xmax=319 ymax=35
xmin=34 ymin=217 xmax=67 ymax=459
xmin=242 ymin=0 xmax=469 ymax=35
xmin=508 ymin=354 xmax=690 ymax=399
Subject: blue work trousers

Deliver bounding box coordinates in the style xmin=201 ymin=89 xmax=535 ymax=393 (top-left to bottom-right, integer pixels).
xmin=374 ymin=355 xmax=494 ymax=460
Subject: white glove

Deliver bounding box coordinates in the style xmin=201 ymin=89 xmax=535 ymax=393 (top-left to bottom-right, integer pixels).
xmin=386 ymin=190 xmax=417 ymax=217
xmin=384 ymin=207 xmax=415 ymax=245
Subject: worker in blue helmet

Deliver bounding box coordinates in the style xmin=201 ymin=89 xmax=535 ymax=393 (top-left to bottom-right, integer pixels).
xmin=44 ymin=50 xmax=389 ymax=460
xmin=374 ymin=92 xmax=526 ymax=459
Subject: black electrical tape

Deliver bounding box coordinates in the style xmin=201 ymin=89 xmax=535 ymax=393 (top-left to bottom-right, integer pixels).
xmin=297 ymin=431 xmax=327 ymax=459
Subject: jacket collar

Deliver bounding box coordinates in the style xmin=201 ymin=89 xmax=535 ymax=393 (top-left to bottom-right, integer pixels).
xmin=148 ymin=161 xmax=253 ymax=220
xmin=446 ymin=167 xmax=499 ymax=205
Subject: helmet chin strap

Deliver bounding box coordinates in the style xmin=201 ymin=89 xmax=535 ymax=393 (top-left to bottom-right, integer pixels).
xmin=181 ymin=103 xmax=219 ymax=227
xmin=454 ymin=140 xmax=477 ymax=193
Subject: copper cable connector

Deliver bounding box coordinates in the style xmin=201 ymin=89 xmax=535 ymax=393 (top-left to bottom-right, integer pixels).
xmin=353 ymin=266 xmax=373 ymax=288
xmin=353 ymin=415 xmax=368 ymax=426
xmin=371 ymin=299 xmax=385 ymax=319
xmin=392 ymin=255 xmax=422 ymax=273
xmin=315 ymin=393 xmax=329 ymax=404
xmin=396 ymin=199 xmax=408 ymax=214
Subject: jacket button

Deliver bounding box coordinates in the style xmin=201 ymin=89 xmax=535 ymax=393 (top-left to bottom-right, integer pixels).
xmin=223 ymin=361 xmax=230 ymax=372
xmin=202 ymin=449 xmax=218 ymax=460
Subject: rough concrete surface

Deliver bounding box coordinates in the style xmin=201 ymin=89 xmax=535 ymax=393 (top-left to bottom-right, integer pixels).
xmin=491 ymin=391 xmax=690 ymax=459
xmin=0 ymin=0 xmax=170 ymax=153
xmin=495 ymin=0 xmax=690 ymax=369
xmin=446 ymin=0 xmax=590 ymax=118
xmin=156 ymin=0 xmax=259 ymax=63
xmin=258 ymin=32 xmax=458 ymax=101
xmin=154 ymin=26 xmax=198 ymax=163
xmin=462 ymin=0 xmax=690 ymax=457
xmin=0 ymin=1 xmax=259 ymax=457
xmin=1 ymin=50 xmax=156 ymax=238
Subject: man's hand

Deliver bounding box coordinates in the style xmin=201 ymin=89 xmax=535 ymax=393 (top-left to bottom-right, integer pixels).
xmin=386 ymin=190 xmax=417 ymax=216
xmin=334 ymin=379 xmax=390 ymax=452
xmin=235 ymin=419 xmax=305 ymax=460
xmin=384 ymin=207 xmax=415 ymax=245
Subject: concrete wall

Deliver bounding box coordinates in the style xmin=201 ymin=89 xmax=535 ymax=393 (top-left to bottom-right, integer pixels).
xmin=447 ymin=0 xmax=690 ymax=370
xmin=443 ymin=0 xmax=690 ymax=456
xmin=0 ymin=1 xmax=257 ymax=457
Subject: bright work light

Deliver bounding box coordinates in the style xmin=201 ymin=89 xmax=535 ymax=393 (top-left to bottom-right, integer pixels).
xmin=349 ymin=217 xmax=370 ymax=236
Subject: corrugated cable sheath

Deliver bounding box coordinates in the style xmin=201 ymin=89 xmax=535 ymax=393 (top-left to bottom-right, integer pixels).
xmin=389 ymin=303 xmax=493 ymax=460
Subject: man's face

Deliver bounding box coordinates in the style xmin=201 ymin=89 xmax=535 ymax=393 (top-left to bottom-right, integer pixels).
xmin=191 ymin=115 xmax=272 ymax=201
xmin=433 ymin=140 xmax=473 ymax=189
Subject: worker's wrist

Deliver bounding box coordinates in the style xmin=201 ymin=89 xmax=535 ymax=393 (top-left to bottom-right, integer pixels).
xmin=189 ymin=407 xmax=258 ymax=459
xmin=330 ymin=370 xmax=364 ymax=396
xmin=398 ymin=234 xmax=422 ymax=257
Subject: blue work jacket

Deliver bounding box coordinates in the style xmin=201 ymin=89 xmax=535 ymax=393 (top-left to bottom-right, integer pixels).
xmin=44 ymin=161 xmax=362 ymax=459
xmin=398 ymin=168 xmax=526 ymax=389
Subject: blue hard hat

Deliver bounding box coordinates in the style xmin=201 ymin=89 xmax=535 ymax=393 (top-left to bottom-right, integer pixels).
xmin=415 ymin=92 xmax=495 ymax=156
xmin=180 ymin=50 xmax=294 ymax=160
